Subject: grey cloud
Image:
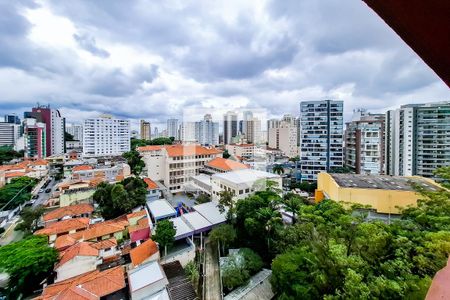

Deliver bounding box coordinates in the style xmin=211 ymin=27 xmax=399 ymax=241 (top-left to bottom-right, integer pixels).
xmin=73 ymin=33 xmax=110 ymax=58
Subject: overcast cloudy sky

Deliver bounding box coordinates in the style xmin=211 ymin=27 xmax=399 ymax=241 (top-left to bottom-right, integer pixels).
xmin=1 ymin=0 xmax=449 ymax=130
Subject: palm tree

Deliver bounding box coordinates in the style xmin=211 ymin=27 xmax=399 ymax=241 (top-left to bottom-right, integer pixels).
xmin=272 ymin=164 xmax=284 ymax=175
xmin=257 ymin=207 xmax=283 ymax=252
xmin=282 ymin=193 xmax=304 ymax=224
xmin=218 ymin=190 xmax=235 ymax=221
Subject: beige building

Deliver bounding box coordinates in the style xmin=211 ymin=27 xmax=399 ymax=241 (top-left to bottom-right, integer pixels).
xmin=140 ymin=120 xmax=151 ymax=140
xmin=138 ymin=144 xmax=222 ymax=193
xmin=316 ymin=172 xmax=443 ymax=214
xmin=268 ymin=121 xmax=298 ymax=158
xmin=225 ymin=143 xmax=255 ymax=159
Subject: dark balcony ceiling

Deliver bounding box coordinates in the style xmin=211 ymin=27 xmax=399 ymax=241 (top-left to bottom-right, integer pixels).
xmin=363 ymin=0 xmax=450 ymax=87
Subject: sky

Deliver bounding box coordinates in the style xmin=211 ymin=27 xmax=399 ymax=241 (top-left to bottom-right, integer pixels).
xmin=0 ymin=0 xmax=449 ymax=131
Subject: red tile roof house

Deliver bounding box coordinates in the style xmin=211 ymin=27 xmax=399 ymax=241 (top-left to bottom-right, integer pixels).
xmin=34 ymin=218 xmax=90 ymax=243
xmin=54 ymin=242 xmax=100 ymax=282
xmin=127 ymin=210 xmax=151 ymax=243
xmin=42 ymin=203 xmax=94 ymax=226
xmin=144 ymin=177 xmax=161 ymax=201
xmin=129 ymin=239 xmax=159 ymax=268
xmin=37 ymin=266 xmax=126 ymax=300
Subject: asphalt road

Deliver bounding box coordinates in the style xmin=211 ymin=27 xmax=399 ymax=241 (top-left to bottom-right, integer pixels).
xmin=32 ymin=177 xmax=58 ymax=208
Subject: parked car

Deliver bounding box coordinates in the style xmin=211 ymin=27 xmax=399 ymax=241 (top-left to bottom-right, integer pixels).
xmin=45 ymin=188 xmax=51 ymax=193
xmin=39 ymin=189 xmax=45 ymax=193
xmin=32 ymin=194 xmax=39 ymax=199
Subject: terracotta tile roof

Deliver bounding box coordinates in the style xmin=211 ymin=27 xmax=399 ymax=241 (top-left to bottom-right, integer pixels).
xmin=143 ymin=178 xmax=159 ymax=190
xmin=91 ymin=238 xmax=117 ymax=250
xmin=128 ymin=218 xmax=149 ymax=233
xmin=206 ymin=157 xmax=249 ymax=172
xmin=426 ymin=258 xmax=450 ymax=300
xmin=43 ymin=204 xmax=94 ymax=222
xmin=70 ymin=222 xmax=125 ymax=241
xmin=55 ymin=235 xmax=77 ymax=251
xmin=5 ymin=171 xmax=26 ymax=178
xmin=56 ymin=242 xmax=98 ymax=269
xmin=40 ymin=266 xmax=125 ymax=300
xmin=137 ymin=145 xmax=163 ymax=152
xmin=164 ymin=145 xmax=222 ymax=157
xmin=35 ymin=218 xmax=90 ymax=236
xmin=127 ymin=210 xmax=146 ymax=220
xmin=130 ymin=239 xmax=158 ymax=267
xmin=229 ymin=143 xmax=254 ymax=147
xmin=72 ymin=165 xmax=93 ymax=172
xmin=88 ymin=177 xmax=104 ymax=187
xmin=32 ymin=159 xmax=49 ymax=166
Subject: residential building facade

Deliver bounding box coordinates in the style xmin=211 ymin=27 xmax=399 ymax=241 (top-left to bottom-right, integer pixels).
xmin=195 ymin=114 xmax=219 ymax=146
xmin=268 ymin=116 xmax=298 ymax=158
xmin=32 ymin=105 xmax=65 ymax=156
xmin=344 ymin=109 xmax=385 ymax=174
xmin=0 ymin=122 xmax=20 ymax=147
xmin=300 ymin=100 xmax=344 ymax=181
xmin=223 ymin=111 xmax=238 ymax=145
xmin=140 ymin=120 xmax=151 ymax=140
xmin=385 ymin=102 xmax=450 ymax=178
xmin=23 ymin=113 xmax=47 ymax=158
xmin=66 ymin=123 xmax=83 ymax=143
xmin=166 ymin=118 xmax=179 ymax=139
xmin=83 ymin=115 xmax=130 ymax=157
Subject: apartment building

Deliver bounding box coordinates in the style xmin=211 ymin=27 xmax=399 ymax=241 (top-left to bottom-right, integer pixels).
xmin=385 ymin=102 xmax=450 ymax=178
xmin=300 ymin=100 xmax=344 ymax=181
xmin=0 ymin=122 xmax=20 ymax=147
xmin=344 ymin=109 xmax=385 ymax=174
xmin=167 ymin=118 xmax=179 ymax=139
xmin=32 ymin=105 xmax=65 ymax=156
xmin=140 ymin=120 xmax=151 ymax=140
xmin=195 ymin=114 xmax=219 ymax=146
xmin=23 ymin=113 xmax=47 ymax=159
xmin=223 ymin=111 xmax=238 ymax=145
xmin=268 ymin=115 xmax=298 ymax=158
xmin=66 ymin=123 xmax=83 ymax=143
xmin=138 ymin=144 xmax=222 ymax=193
xmin=83 ymin=115 xmax=130 ymax=157
xmin=225 ymin=143 xmax=256 ymax=159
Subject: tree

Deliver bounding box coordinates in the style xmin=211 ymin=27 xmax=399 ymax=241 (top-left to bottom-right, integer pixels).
xmin=0 ymin=235 xmax=58 ymax=298
xmin=281 ymin=193 xmax=305 ymax=224
xmin=221 ymin=258 xmax=250 ymax=291
xmin=0 ymin=146 xmax=23 ymax=164
xmin=239 ymin=248 xmax=263 ymax=275
xmin=122 ymin=149 xmax=145 ymax=175
xmin=153 ymin=219 xmax=176 ymax=256
xmin=222 ymin=149 xmax=231 ymax=159
xmin=272 ymin=164 xmax=284 ymax=175
xmin=218 ymin=190 xmax=235 ymax=221
xmin=184 ymin=261 xmax=199 ymax=285
xmin=256 ymin=207 xmax=283 ymax=254
xmin=289 ymin=156 xmax=300 ymax=163
xmin=291 ymin=181 xmax=317 ymax=193
xmin=93 ymin=177 xmax=147 ymax=219
xmin=64 ymin=132 xmax=75 ymax=141
xmin=195 ymin=193 xmax=211 ymax=204
xmin=15 ymin=206 xmax=45 ymax=235
xmin=209 ymin=224 xmax=237 ymax=256
xmin=330 ymin=166 xmax=352 ymax=174
xmin=0 ymin=177 xmax=37 ymax=210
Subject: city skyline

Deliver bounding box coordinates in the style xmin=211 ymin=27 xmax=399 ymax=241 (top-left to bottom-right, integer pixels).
xmin=0 ymin=1 xmax=448 ymax=131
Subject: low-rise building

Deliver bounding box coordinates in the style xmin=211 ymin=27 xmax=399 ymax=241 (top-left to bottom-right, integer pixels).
xmin=39 ymin=266 xmax=126 ymax=299
xmin=316 ymin=173 xmax=443 ymax=214
xmin=225 ymin=143 xmax=255 ymax=159
xmin=129 ymin=239 xmax=159 ymax=268
xmin=144 ymin=178 xmax=161 ymax=201
xmin=34 ymin=218 xmax=90 ymax=243
xmin=0 ymin=159 xmax=49 ymax=185
xmin=54 ymin=242 xmax=100 ymax=282
xmin=204 ymin=157 xmax=249 ymax=174
xmin=138 ymin=144 xmax=222 ymax=193
xmin=128 ymin=260 xmax=169 ymax=300
xmin=211 ymin=169 xmax=282 ymax=202
xmin=42 ymin=203 xmax=94 ymax=226
xmin=71 ymin=163 xmax=131 ymax=182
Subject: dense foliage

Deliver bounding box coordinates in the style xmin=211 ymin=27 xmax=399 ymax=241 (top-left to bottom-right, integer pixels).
xmin=290 ymin=181 xmax=317 ymax=193
xmin=153 ymin=219 xmax=176 ymax=256
xmin=222 ymin=149 xmax=231 ymax=159
xmin=93 ymin=177 xmax=147 ymax=219
xmin=0 ymin=235 xmax=58 ymax=298
xmin=0 ymin=177 xmax=37 ymax=210
xmin=268 ymin=170 xmax=450 ymax=299
xmin=122 ymin=149 xmax=145 ymax=175
xmin=195 ymin=193 xmax=211 ymax=204
xmin=209 ymin=224 xmax=237 ymax=256
xmin=15 ymin=206 xmax=45 ymax=235
xmin=221 ymin=248 xmax=263 ymax=291
xmin=0 ymin=146 xmax=23 ymax=165
xmin=130 ymin=137 xmax=174 ymax=150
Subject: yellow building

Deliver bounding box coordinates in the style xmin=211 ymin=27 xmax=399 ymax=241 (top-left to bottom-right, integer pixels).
xmin=316 ymin=172 xmax=442 ymax=214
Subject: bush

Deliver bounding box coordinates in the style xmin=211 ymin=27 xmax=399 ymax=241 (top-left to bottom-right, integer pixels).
xmin=239 ymin=248 xmax=263 ymax=275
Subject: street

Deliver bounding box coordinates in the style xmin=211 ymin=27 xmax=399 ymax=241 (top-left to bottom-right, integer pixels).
xmin=32 ymin=177 xmax=58 ymax=208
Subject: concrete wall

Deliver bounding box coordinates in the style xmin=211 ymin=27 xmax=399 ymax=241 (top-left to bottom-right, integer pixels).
xmin=55 ymin=256 xmax=98 ymax=282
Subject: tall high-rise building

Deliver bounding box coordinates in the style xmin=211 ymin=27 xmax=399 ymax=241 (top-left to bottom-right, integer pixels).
xmin=23 ymin=112 xmax=46 ymax=158
xmin=245 ymin=117 xmax=262 ymax=144
xmin=167 ymin=118 xmax=179 ymax=139
xmin=242 ymin=111 xmax=253 ymax=137
xmin=195 ymin=114 xmax=219 ymax=146
xmin=140 ymin=120 xmax=151 ymax=140
xmin=83 ymin=115 xmax=130 ymax=157
xmin=268 ymin=118 xmax=298 ymax=157
xmin=180 ymin=122 xmax=196 ymax=142
xmin=267 ymin=118 xmax=281 ymax=142
xmin=345 ymin=109 xmax=385 ymax=175
xmin=31 ymin=105 xmax=65 ymax=156
xmin=385 ymin=102 xmax=450 ymax=178
xmin=66 ymin=124 xmax=83 ymax=143
xmin=0 ymin=122 xmax=20 ymax=147
xmin=300 ymin=100 xmax=344 ymax=181
xmin=4 ymin=114 xmax=20 ymax=124
xmin=223 ymin=111 xmax=238 ymax=145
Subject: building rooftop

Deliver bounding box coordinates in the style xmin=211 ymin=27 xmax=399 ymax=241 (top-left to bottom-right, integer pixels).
xmin=182 ymin=211 xmax=212 ymax=233
xmin=192 ymin=202 xmax=227 ymax=225
xmin=56 ymin=242 xmax=98 ymax=269
xmin=146 ymin=199 xmax=177 ymax=220
xmin=171 ymin=217 xmax=194 ymax=240
xmin=130 ymin=239 xmax=159 ymax=267
xmin=144 ymin=178 xmax=159 ymax=190
xmin=128 ymin=260 xmax=166 ymax=292
xmin=206 ymin=157 xmax=249 ymax=172
xmin=329 ymin=173 xmax=441 ymax=191
xmin=212 ymin=169 xmax=280 ymax=185
xmin=90 ymin=238 xmax=117 ymax=250
xmin=72 ymin=165 xmax=93 ymax=172
xmin=39 ymin=266 xmax=125 ymax=300
xmin=35 ymin=218 xmax=90 ymax=236
xmin=43 ymin=203 xmax=94 ymax=222
xmin=164 ymin=145 xmax=222 ymax=157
